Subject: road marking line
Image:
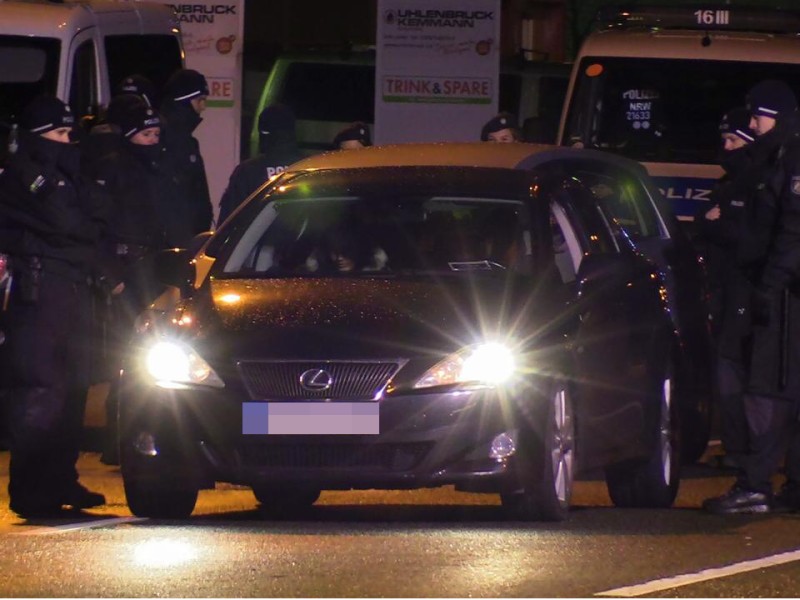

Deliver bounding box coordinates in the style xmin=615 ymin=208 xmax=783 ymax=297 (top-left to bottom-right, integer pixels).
xmin=595 ymin=548 xmax=800 ymax=597
xmin=17 ymin=517 xmax=148 ymax=535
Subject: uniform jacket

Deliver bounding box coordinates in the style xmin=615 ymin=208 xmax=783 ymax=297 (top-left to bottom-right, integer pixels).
xmin=217 ymin=136 xmax=304 ymax=225
xmin=0 ymin=132 xmax=105 ymax=282
xmin=745 ymin=116 xmax=800 ymax=399
xmin=159 ymin=101 xmax=213 ymax=246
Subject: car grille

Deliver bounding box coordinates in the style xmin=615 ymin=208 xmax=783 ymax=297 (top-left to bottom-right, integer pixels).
xmin=237 ymin=360 xmax=403 ymax=401
xmin=238 ymin=442 xmax=433 ymax=471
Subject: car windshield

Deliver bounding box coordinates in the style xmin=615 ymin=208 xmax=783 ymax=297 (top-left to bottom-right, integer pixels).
xmin=563 ymin=57 xmax=800 ymax=164
xmin=216 ymin=172 xmax=532 ymax=279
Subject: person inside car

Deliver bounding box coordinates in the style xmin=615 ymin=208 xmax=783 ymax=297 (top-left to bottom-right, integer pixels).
xmin=480 ymin=112 xmax=522 ymax=143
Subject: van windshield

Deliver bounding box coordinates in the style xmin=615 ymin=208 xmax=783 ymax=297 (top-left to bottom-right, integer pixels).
xmin=0 ymin=35 xmax=60 ymax=166
xmin=562 ymin=57 xmax=800 ymax=164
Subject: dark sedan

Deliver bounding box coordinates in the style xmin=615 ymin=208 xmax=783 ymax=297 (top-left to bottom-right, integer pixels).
xmin=117 ymin=143 xmax=714 ymax=520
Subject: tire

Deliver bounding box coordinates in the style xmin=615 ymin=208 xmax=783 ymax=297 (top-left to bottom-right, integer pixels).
xmin=605 ymin=368 xmax=680 ymax=508
xmin=501 ymin=381 xmax=575 ymax=521
xmin=253 ymin=487 xmax=321 ymax=515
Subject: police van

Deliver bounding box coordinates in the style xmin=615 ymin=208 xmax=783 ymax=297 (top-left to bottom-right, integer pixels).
xmin=0 ymin=0 xmax=184 ymax=166
xmin=558 ymin=5 xmax=800 ymax=221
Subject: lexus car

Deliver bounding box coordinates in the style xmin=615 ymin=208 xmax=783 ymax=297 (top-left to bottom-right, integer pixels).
xmin=117 ymin=143 xmax=714 ymax=520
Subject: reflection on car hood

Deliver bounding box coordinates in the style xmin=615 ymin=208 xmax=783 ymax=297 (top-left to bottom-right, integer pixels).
xmin=207 ymin=276 xmax=535 ymax=357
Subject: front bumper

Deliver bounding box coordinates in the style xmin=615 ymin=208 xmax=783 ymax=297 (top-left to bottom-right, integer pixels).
xmin=118 ymin=378 xmax=550 ymax=493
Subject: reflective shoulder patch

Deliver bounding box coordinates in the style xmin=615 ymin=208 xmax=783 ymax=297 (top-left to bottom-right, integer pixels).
xmin=792 ymin=176 xmax=800 ymax=196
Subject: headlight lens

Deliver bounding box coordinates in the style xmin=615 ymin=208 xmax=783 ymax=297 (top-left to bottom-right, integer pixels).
xmin=414 ymin=342 xmax=517 ymax=389
xmin=144 ymin=340 xmax=224 ymax=389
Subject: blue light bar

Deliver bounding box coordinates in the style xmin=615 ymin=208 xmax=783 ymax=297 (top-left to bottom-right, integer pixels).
xmin=595 ymin=5 xmax=800 ymax=34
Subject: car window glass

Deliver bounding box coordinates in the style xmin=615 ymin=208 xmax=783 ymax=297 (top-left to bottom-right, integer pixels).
xmin=550 ymin=202 xmax=581 ymax=282
xmin=222 ymin=196 xmax=531 ymax=277
xmin=574 ymin=170 xmax=664 ymax=240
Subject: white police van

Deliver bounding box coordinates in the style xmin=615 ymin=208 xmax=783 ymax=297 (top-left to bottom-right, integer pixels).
xmin=0 ymin=0 xmax=184 ymax=166
xmin=558 ymin=5 xmax=800 ymax=221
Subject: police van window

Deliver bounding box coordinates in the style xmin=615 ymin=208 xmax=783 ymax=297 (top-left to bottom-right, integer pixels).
xmin=69 ymin=40 xmax=97 ymax=120
xmin=563 ymin=57 xmax=800 ymax=164
xmin=104 ymin=35 xmax=183 ymax=97
xmin=280 ymin=63 xmax=376 ymax=123
xmin=0 ymin=36 xmax=59 ymax=121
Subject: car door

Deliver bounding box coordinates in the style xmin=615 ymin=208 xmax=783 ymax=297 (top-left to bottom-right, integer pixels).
xmin=545 ymin=178 xmax=667 ymax=467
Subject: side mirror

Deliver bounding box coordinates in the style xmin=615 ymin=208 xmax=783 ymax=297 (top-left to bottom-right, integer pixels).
xmin=153 ymin=248 xmax=195 ymax=290
xmin=187 ymin=231 xmax=214 ymax=255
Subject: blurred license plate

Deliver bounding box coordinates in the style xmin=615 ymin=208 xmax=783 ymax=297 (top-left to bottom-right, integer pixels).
xmin=242 ymin=402 xmax=379 ymax=435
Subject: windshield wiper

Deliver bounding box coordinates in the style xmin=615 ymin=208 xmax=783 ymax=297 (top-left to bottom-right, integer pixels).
xmin=448 ymin=260 xmax=506 ymax=272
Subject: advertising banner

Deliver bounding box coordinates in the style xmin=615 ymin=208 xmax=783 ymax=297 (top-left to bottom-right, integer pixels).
xmin=155 ymin=1 xmax=244 ymax=223
xmin=375 ymin=0 xmax=501 ymax=144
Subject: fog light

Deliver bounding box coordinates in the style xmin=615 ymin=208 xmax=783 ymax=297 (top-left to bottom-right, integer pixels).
xmin=133 ymin=432 xmax=159 ymax=457
xmin=489 ymin=430 xmax=517 ymax=460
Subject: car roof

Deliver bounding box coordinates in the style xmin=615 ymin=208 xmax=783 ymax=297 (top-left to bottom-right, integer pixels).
xmin=285 ymin=142 xmax=648 ymax=176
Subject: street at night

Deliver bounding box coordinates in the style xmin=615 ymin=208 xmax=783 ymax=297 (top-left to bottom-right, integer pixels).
xmin=0 ymin=449 xmax=799 ymax=597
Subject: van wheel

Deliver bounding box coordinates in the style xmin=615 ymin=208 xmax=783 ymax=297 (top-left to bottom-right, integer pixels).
xmin=501 ymin=382 xmax=574 ymax=521
xmin=605 ymin=371 xmax=680 ymax=508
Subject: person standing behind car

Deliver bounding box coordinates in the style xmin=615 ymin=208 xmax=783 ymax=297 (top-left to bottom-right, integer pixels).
xmin=90 ymin=101 xmax=171 ymax=464
xmin=159 ymin=68 xmax=213 ymax=246
xmin=694 ymin=107 xmax=757 ymax=470
xmin=332 ymin=122 xmax=372 ymax=150
xmin=217 ymin=103 xmax=303 ymax=225
xmin=0 ymin=95 xmax=107 ymax=518
xmin=703 ymin=79 xmax=800 ymax=515
xmin=480 ymin=112 xmax=522 ymax=143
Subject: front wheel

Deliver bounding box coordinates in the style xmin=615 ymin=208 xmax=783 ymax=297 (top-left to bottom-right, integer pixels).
xmin=501 ymin=381 xmax=575 ymax=521
xmin=605 ymin=371 xmax=680 ymax=508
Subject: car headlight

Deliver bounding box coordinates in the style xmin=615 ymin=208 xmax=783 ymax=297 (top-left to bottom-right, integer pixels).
xmin=144 ymin=340 xmax=224 ymax=389
xmin=414 ymin=342 xmax=517 ymax=389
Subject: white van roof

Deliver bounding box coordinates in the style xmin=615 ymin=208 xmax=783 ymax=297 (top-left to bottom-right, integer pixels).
xmin=0 ymin=0 xmax=179 ymax=37
xmin=579 ymin=29 xmax=800 ymax=63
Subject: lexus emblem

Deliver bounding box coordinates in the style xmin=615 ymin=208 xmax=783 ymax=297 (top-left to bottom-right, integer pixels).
xmin=299 ymin=368 xmax=334 ymax=392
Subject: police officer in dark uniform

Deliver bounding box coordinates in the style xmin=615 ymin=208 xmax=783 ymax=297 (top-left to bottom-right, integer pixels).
xmin=159 ymin=68 xmax=213 ymax=246
xmin=217 ymin=103 xmax=304 ymax=225
xmin=0 ymin=95 xmax=106 ymax=518
xmin=480 ymin=112 xmax=522 ymax=143
xmin=704 ymin=80 xmax=800 ymax=514
xmin=694 ymin=108 xmax=758 ymax=469
xmin=115 ymin=74 xmax=158 ymax=108
xmin=332 ymin=122 xmax=372 ymax=150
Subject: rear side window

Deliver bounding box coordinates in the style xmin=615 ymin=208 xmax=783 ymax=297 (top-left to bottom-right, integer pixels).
xmin=280 ymin=63 xmax=375 ymax=122
xmin=104 ymin=35 xmax=183 ymax=103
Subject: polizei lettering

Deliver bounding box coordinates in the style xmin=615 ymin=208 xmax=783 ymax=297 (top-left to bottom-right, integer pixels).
xmin=168 ymin=4 xmax=236 ymax=24
xmin=396 ymin=9 xmax=493 ymax=28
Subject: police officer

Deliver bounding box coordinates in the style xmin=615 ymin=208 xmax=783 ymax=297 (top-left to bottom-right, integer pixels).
xmin=703 ymin=80 xmax=800 ymax=514
xmin=0 ymin=95 xmax=106 ymax=517
xmin=217 ymin=103 xmax=304 ymax=225
xmin=480 ymin=112 xmax=522 ymax=143
xmin=92 ymin=102 xmax=170 ymax=464
xmin=694 ymin=107 xmax=757 ymax=470
xmin=332 ymin=122 xmax=372 ymax=150
xmin=115 ymin=73 xmax=158 ymax=108
xmin=159 ymin=68 xmax=213 ymax=246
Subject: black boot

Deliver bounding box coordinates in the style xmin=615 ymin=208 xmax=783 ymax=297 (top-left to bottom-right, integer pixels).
xmin=702 ymin=486 xmax=771 ymax=515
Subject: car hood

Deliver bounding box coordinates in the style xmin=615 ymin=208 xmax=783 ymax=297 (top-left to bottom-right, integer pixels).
xmin=201 ymin=276 xmax=542 ymax=359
